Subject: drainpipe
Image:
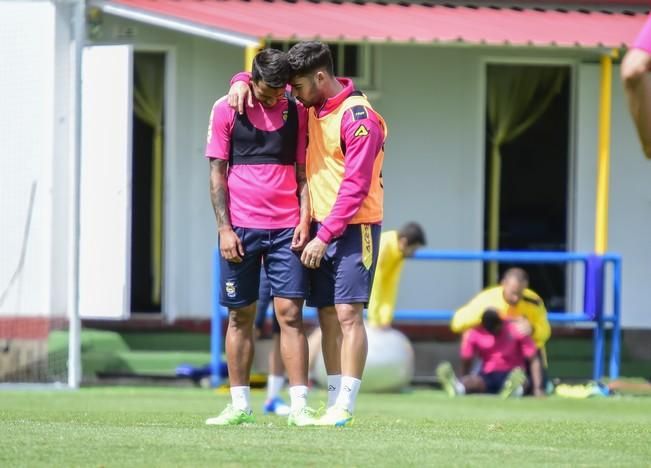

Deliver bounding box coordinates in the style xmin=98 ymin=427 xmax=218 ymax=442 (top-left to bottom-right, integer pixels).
xmin=67 ymin=0 xmax=85 ymax=389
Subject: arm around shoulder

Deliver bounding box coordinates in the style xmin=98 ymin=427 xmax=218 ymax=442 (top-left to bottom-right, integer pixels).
xmin=621 ymin=17 xmax=651 ymax=159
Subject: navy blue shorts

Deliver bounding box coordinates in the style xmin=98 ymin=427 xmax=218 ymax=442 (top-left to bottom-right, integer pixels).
xmin=219 ymin=227 xmax=308 ymax=308
xmin=255 ymin=268 xmax=280 ymax=334
xmin=307 ymin=223 xmax=381 ymax=308
xmin=480 ymin=371 xmax=510 ymax=394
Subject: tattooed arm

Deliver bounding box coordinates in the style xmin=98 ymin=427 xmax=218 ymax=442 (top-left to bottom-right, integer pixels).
xmin=210 ymin=159 xmax=243 ymax=262
xmin=291 ymin=164 xmax=310 ymax=251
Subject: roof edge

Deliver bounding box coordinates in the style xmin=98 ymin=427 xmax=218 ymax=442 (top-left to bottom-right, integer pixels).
xmin=95 ymin=1 xmax=260 ymax=47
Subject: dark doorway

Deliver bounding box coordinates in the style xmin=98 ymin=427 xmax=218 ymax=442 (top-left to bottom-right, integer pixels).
xmin=483 ymin=65 xmax=571 ymax=310
xmin=130 ymin=52 xmax=165 ymax=313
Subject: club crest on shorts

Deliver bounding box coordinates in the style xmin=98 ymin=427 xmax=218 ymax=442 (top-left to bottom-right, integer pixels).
xmin=225 ymin=281 xmax=237 ymax=298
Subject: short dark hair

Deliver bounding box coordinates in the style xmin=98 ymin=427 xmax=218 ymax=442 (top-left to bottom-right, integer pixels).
xmin=286 ymin=41 xmax=334 ymax=77
xmin=481 ymin=308 xmax=502 ymax=334
xmin=398 ymin=222 xmax=426 ymax=247
xmin=251 ymin=48 xmax=289 ymax=88
xmin=502 ymin=267 xmax=529 ymax=284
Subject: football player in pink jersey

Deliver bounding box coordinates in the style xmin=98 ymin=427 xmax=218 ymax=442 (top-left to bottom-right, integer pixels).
xmin=204 ymin=49 xmax=315 ymax=427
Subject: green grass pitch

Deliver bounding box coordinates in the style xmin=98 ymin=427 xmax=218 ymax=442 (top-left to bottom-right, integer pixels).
xmin=1 ymin=387 xmax=650 ymax=466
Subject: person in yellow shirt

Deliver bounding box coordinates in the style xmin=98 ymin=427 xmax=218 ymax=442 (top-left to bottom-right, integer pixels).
xmin=452 ymin=268 xmax=551 ymax=350
xmin=307 ymin=222 xmax=425 ymax=381
xmin=367 ymin=222 xmax=427 ymax=328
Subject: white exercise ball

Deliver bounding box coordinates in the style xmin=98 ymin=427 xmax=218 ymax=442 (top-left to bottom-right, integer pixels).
xmin=313 ymin=324 xmax=415 ymax=393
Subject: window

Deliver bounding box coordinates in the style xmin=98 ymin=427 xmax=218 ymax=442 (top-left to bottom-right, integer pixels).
xmin=267 ymin=41 xmax=374 ymax=89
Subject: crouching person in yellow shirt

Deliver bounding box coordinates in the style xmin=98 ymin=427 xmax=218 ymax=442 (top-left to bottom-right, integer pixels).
xmin=451 ymin=268 xmax=551 ymax=395
xmin=367 ymin=222 xmax=427 ymax=328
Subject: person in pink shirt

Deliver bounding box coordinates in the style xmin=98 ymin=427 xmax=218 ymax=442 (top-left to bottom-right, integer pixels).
xmin=204 ymin=49 xmax=316 ymax=427
xmin=437 ymin=308 xmax=545 ymax=398
xmin=228 ymin=41 xmax=388 ymax=426
xmin=622 ymin=13 xmax=651 ymax=159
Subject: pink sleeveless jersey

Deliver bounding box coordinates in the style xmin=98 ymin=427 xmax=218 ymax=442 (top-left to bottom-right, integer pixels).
xmin=205 ymin=96 xmax=307 ymax=229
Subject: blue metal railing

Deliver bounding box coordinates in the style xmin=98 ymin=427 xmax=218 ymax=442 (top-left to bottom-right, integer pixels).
xmin=211 ymin=249 xmax=622 ymax=386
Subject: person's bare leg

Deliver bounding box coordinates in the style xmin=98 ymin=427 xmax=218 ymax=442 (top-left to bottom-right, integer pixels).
xmin=273 ymin=297 xmax=307 ymax=386
xmin=336 ymin=303 xmax=367 ymax=378
xmin=205 ymin=302 xmax=256 ymax=423
xmin=269 ymin=332 xmax=284 ymax=376
xmin=333 ymin=303 xmax=366 ymax=413
xmin=225 ymin=303 xmax=257 ymax=386
xmin=264 ymin=331 xmax=287 ymax=411
xmin=318 ymin=306 xmax=342 ymax=375
xmin=273 ymin=296 xmax=312 ymax=417
xmin=318 ymin=306 xmax=342 ymax=407
xmin=607 ymin=379 xmax=651 ymax=393
xmin=307 ymin=327 xmax=322 ymax=374
xmin=460 ymin=375 xmax=487 ymax=394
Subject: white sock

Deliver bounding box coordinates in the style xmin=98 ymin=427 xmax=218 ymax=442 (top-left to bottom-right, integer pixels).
xmin=335 ymin=376 xmax=361 ymax=413
xmin=289 ymin=385 xmax=308 ymax=412
xmin=230 ymin=386 xmax=251 ymax=412
xmin=448 ymin=372 xmax=466 ymax=395
xmin=266 ymin=375 xmax=285 ymax=401
xmin=327 ymin=374 xmax=342 ymax=408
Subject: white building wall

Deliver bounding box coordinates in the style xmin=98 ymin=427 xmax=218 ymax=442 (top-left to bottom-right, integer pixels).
xmin=373 ymin=45 xmax=485 ymax=312
xmin=88 ymin=17 xmax=651 ymax=328
xmin=0 ymin=2 xmax=57 ymax=318
xmin=575 ymin=64 xmax=651 ymax=328
xmin=98 ymin=17 xmax=245 ymax=320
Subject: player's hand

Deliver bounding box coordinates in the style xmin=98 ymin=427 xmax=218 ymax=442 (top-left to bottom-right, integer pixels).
xmin=291 ymin=221 xmax=310 ymax=251
xmin=227 ymin=81 xmax=253 ymax=115
xmin=219 ymin=227 xmax=244 ymax=263
xmin=533 ymin=387 xmax=546 ymax=398
xmin=301 ymin=237 xmax=327 ymax=269
xmin=513 ymin=317 xmax=532 ymax=336
xmin=622 ymin=48 xmax=651 ymax=85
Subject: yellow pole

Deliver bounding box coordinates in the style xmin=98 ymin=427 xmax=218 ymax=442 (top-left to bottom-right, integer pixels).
xmin=244 ymin=41 xmax=265 ymax=72
xmin=151 ymin=126 xmax=163 ymax=303
xmin=488 ymin=142 xmax=501 ymax=283
xmin=594 ymin=54 xmax=613 ymax=255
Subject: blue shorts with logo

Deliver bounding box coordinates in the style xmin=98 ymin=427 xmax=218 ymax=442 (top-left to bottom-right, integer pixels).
xmin=307 ymin=222 xmax=381 ymax=308
xmin=219 ymin=227 xmax=307 ymax=308
xmin=480 ymin=371 xmax=511 ymax=394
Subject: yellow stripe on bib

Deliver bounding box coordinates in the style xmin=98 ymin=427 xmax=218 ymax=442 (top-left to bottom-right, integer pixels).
xmin=361 ymin=224 xmax=373 ymax=270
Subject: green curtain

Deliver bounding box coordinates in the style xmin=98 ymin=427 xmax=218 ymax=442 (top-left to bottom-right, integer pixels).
xmin=134 ymin=55 xmax=164 ymax=304
xmin=486 ymin=65 xmax=566 ymax=284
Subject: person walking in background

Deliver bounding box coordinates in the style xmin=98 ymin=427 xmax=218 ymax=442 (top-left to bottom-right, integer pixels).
xmin=367 ymin=222 xmax=426 ymax=329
